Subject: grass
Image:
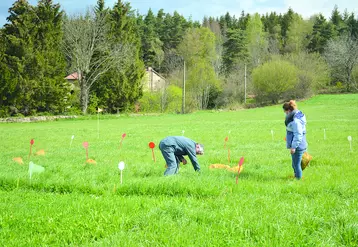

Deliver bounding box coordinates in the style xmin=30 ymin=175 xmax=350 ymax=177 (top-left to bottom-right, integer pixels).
xmin=0 ymin=94 xmax=357 ymax=246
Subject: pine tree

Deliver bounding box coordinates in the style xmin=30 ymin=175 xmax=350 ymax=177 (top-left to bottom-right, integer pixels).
xmin=281 ymin=8 xmax=294 ymax=47
xmin=222 ymin=29 xmax=248 ymax=74
xmin=238 ymin=11 xmax=250 ymax=30
xmin=345 ymin=12 xmax=358 ymax=38
xmin=2 ymin=0 xmax=39 ymax=115
xmin=141 ymin=9 xmax=164 ymax=68
xmin=93 ymin=0 xmax=145 ymax=113
xmin=308 ymin=14 xmax=336 ymax=53
xmin=33 ymin=0 xmax=69 ymax=113
xmin=330 ymin=5 xmax=347 ymax=35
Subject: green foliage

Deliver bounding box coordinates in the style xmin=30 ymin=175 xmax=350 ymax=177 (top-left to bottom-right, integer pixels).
xmin=222 ymin=29 xmax=248 ymax=74
xmin=275 ymin=52 xmax=330 ymax=99
xmin=245 ymin=13 xmax=268 ymax=66
xmin=280 ymin=8 xmax=295 ymax=44
xmin=141 ymin=9 xmax=164 ymax=69
xmin=138 ymin=85 xmax=182 ymax=113
xmin=93 ymin=0 xmax=145 ymax=113
xmin=0 ymin=0 xmax=69 ymax=117
xmin=285 ymin=14 xmax=313 ymax=54
xmin=253 ymin=59 xmax=299 ymax=103
xmin=178 ymin=27 xmax=220 ymax=110
xmin=324 ymin=35 xmax=358 ymax=91
xmin=308 ymin=14 xmax=337 ymax=53
xmin=1 ymin=3 xmax=358 ymax=115
xmin=330 ymin=5 xmax=348 ymax=35
xmin=165 ymin=85 xmax=182 ymax=113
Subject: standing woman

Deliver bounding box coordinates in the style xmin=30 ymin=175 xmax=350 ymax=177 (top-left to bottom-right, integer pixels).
xmin=283 ymin=100 xmax=307 ymax=180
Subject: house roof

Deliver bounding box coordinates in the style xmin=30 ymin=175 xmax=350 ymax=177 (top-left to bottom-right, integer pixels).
xmin=146 ymin=67 xmax=166 ymax=81
xmin=65 ymin=72 xmax=78 ymax=80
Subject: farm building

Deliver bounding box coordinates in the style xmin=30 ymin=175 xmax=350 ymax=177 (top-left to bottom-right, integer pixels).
xmin=65 ymin=68 xmax=166 ymax=92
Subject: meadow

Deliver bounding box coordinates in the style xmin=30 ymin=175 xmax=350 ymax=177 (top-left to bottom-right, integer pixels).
xmin=0 ymin=94 xmax=357 ymax=246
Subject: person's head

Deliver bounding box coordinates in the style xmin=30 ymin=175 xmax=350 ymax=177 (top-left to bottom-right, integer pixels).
xmin=283 ymin=100 xmax=297 ymax=115
xmin=196 ymin=143 xmax=204 ymax=155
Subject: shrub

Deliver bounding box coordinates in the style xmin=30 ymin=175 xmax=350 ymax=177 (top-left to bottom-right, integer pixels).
xmin=138 ymin=92 xmax=161 ymax=113
xmin=252 ymin=60 xmax=299 ymax=104
xmin=166 ymin=85 xmax=182 ymax=113
xmin=283 ymin=52 xmax=330 ymax=99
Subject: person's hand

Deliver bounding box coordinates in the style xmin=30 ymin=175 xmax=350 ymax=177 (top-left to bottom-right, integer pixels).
xmin=290 ymin=148 xmax=296 ymax=154
xmin=182 ymin=158 xmax=187 ymax=165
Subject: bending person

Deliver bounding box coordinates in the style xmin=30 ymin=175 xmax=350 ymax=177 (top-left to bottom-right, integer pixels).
xmin=159 ymin=136 xmax=204 ymax=176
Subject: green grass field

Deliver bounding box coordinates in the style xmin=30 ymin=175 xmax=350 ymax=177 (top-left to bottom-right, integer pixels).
xmin=0 ymin=94 xmax=357 ymax=246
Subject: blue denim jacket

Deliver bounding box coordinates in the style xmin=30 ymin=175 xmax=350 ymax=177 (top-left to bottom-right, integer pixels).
xmin=286 ymin=111 xmax=307 ymax=150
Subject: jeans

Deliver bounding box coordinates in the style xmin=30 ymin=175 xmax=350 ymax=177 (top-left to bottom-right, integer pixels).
xmin=291 ymin=149 xmax=305 ymax=179
xmin=159 ymin=142 xmax=180 ymax=176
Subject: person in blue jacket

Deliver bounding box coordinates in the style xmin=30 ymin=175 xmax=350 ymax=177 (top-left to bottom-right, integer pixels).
xmin=159 ymin=136 xmax=204 ymax=176
xmin=283 ymin=100 xmax=307 ymax=180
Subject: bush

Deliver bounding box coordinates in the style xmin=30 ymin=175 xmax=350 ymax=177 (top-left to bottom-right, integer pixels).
xmin=215 ymin=71 xmax=246 ymax=108
xmin=166 ymin=85 xmax=182 ymax=113
xmin=138 ymin=85 xmax=183 ymax=113
xmin=138 ymin=92 xmax=161 ymax=113
xmin=283 ymin=52 xmax=330 ymax=99
xmin=252 ymin=60 xmax=299 ymax=104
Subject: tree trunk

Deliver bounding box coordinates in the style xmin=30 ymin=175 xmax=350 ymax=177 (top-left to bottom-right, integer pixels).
xmin=80 ymin=79 xmax=89 ymax=114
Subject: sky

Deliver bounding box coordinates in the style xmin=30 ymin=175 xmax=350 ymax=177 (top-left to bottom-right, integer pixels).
xmin=1 ymin=0 xmax=358 ymax=27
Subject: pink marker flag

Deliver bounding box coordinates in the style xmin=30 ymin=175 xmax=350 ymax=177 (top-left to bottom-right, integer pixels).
xmin=29 ymin=139 xmax=34 ymax=159
xmin=149 ymin=142 xmax=156 ymax=162
xmin=236 ymin=157 xmax=245 ymax=184
xmin=119 ymin=133 xmax=127 ymax=149
xmin=83 ymin=142 xmax=89 ymax=160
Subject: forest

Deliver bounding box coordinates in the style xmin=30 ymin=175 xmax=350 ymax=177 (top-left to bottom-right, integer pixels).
xmin=0 ymin=0 xmax=357 ymax=116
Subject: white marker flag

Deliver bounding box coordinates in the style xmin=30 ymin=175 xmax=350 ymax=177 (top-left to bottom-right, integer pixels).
xmin=29 ymin=161 xmax=45 ymax=179
xmin=118 ymin=161 xmax=125 ymax=184
xmin=348 ymin=136 xmax=353 ymax=152
xmin=70 ymin=135 xmax=75 ymax=147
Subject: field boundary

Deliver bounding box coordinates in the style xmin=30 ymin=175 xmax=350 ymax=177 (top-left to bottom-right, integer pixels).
xmin=0 ymin=115 xmax=78 ymax=123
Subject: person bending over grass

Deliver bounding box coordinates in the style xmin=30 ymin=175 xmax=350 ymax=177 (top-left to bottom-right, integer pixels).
xmin=159 ymin=136 xmax=204 ymax=176
xmin=283 ymin=100 xmax=307 ymax=180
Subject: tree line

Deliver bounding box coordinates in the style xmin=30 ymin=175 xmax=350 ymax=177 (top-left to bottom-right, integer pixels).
xmin=0 ymin=0 xmax=357 ymax=116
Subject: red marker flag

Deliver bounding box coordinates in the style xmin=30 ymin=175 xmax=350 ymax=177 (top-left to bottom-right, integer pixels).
xmin=149 ymin=142 xmax=156 ymax=162
xmin=224 ymin=136 xmax=229 ymax=148
xmin=236 ymin=157 xmax=245 ymax=184
xmin=83 ymin=142 xmax=89 ymax=160
xmin=228 ymin=148 xmax=231 ymax=163
xmin=28 ymin=139 xmax=34 ymax=159
xmin=119 ymin=133 xmax=127 ymax=149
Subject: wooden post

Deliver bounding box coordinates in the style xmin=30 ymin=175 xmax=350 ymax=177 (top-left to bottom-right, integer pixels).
xmin=182 ymin=60 xmax=186 ymax=114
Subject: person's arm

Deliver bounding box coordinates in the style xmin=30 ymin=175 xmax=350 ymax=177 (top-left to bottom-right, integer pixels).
xmin=187 ymin=148 xmax=200 ymax=171
xmin=176 ymin=155 xmax=185 ymax=163
xmin=291 ymin=119 xmax=303 ymax=150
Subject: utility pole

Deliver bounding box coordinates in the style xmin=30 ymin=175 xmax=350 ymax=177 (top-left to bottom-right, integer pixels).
xmin=244 ymin=64 xmax=247 ymax=104
xmin=182 ymin=60 xmax=186 ymax=114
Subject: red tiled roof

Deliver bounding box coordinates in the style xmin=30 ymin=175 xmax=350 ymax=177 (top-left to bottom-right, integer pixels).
xmin=65 ymin=72 xmax=78 ymax=80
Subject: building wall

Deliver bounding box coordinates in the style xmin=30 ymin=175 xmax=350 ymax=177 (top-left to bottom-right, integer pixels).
xmin=142 ymin=68 xmax=166 ymax=92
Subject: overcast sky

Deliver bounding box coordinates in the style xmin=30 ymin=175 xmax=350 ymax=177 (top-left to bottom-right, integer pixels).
xmin=1 ymin=0 xmax=358 ymax=27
